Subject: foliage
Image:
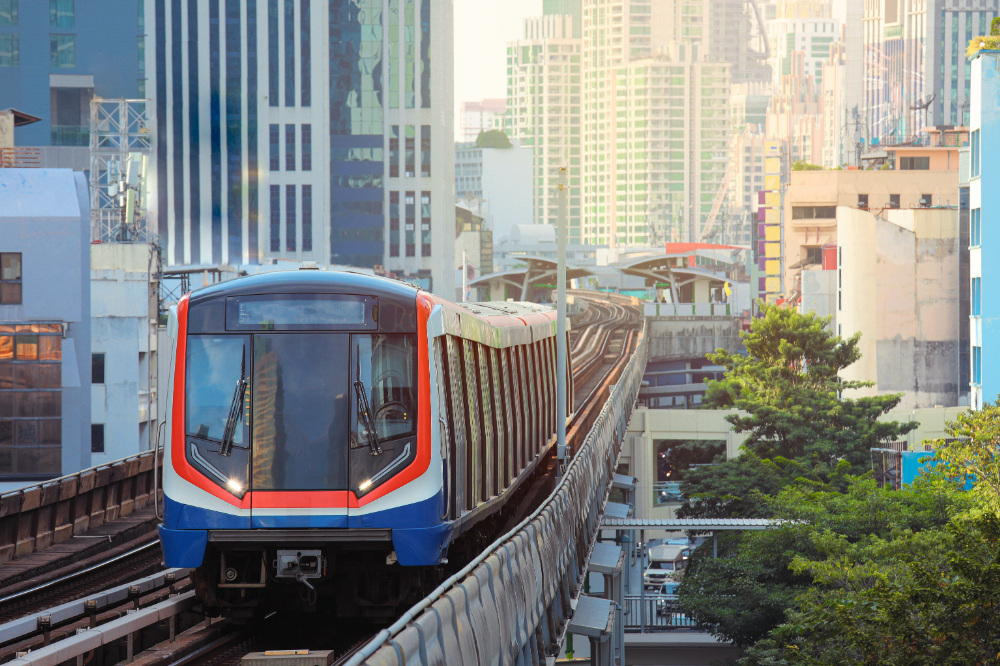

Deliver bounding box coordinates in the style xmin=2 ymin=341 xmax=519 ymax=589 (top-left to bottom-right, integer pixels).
xmin=703 ymin=304 xmax=917 ymax=475
xmin=791 ymin=160 xmax=824 ymax=171
xmin=929 ymin=399 xmax=1000 ymax=516
xmin=736 ymin=509 xmax=1000 ymax=665
xmin=677 ymin=451 xmax=852 ymax=520
xmin=659 ymin=439 xmax=726 ymax=482
xmin=678 ymin=477 xmax=974 ymax=650
xmin=993 ymin=16 xmax=1000 ymax=36
xmin=474 ymin=129 xmax=512 ymax=149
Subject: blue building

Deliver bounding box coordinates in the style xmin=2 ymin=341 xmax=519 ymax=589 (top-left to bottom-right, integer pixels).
xmin=0 ymin=169 xmax=92 ymax=490
xmin=969 ymin=47 xmax=1000 ymax=409
xmin=0 ymin=0 xmax=142 ymax=158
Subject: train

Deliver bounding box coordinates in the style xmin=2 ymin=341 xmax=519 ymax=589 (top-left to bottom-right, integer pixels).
xmin=158 ymin=268 xmax=572 ymax=617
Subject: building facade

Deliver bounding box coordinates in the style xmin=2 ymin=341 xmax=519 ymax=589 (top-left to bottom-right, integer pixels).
xmin=147 ymin=0 xmax=454 ymax=296
xmin=458 ymin=99 xmax=506 ymax=142
xmin=0 ymin=169 xmax=91 ymax=489
xmin=454 ymin=141 xmax=532 ymax=241
xmin=927 ymin=0 xmax=998 ymax=127
xmin=767 ymin=0 xmax=839 ymax=89
xmin=502 ymin=14 xmax=583 ymax=238
xmin=0 ymin=0 xmax=142 ymax=168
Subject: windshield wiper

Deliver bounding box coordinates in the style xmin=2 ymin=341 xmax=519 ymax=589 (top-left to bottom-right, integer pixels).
xmin=354 ymin=351 xmax=383 ymax=456
xmin=220 ymin=349 xmax=248 ymax=457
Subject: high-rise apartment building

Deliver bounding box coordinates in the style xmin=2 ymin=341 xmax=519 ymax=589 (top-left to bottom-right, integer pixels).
xmin=502 ymin=14 xmax=583 ymax=237
xmin=927 ymin=0 xmax=998 ymax=127
xmin=458 ymin=99 xmax=506 ymax=142
xmin=0 ymin=0 xmax=142 ymax=167
xmin=708 ymin=0 xmax=772 ymax=85
xmin=147 ymin=0 xmax=454 ymax=296
xmin=767 ymin=0 xmax=838 ymax=89
xmin=727 ymin=126 xmax=767 ymax=244
xmin=767 ymin=51 xmax=824 ymax=164
xmin=582 ymin=0 xmax=731 ymax=246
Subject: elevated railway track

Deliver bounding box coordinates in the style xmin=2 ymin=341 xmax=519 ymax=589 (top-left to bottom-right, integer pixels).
xmin=0 ymin=291 xmax=646 ymax=666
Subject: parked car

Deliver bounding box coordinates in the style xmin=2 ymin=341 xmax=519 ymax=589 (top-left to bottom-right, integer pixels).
xmin=643 ymin=545 xmax=688 ymax=587
xmin=655 ymin=582 xmax=680 ymax=616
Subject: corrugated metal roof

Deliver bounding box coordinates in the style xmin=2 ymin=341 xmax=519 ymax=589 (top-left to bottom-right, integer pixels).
xmin=601 ymin=518 xmax=789 ymax=530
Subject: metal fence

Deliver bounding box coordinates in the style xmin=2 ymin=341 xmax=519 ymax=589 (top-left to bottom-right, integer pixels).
xmin=643 ymin=303 xmax=731 ymax=317
xmin=345 ymin=323 xmax=648 ymax=666
xmin=623 ymin=595 xmax=699 ymax=631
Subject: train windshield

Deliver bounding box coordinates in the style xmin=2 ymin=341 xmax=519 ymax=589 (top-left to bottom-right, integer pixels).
xmin=251 ymin=334 xmax=351 ymax=490
xmin=351 ymin=334 xmax=418 ymax=446
xmin=186 ymin=336 xmax=247 ymax=446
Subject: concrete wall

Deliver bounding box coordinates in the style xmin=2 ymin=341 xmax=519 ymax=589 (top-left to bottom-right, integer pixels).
xmin=646 ymin=316 xmax=743 ymax=361
xmin=838 ymin=207 xmax=960 ymax=408
xmin=800 ymin=268 xmax=836 ymax=328
xmin=482 ymin=147 xmax=533 ymax=241
xmin=0 ymin=169 xmax=91 ymax=490
xmin=90 ymin=243 xmax=157 ymax=462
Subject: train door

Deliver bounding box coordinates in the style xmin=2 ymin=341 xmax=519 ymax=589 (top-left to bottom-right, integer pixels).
xmin=248 ymin=332 xmax=352 ymax=527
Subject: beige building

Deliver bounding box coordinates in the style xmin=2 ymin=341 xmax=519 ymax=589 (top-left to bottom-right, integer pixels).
xmin=623 ymin=404 xmax=967 ymax=524
xmin=782 ymin=169 xmax=961 ymax=303
xmin=838 ymin=207 xmax=962 ymax=408
xmin=502 ymin=15 xmax=583 ymax=237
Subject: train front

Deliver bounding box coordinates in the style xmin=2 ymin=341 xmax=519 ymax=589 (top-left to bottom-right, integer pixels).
xmin=157 ymin=271 xmax=446 ymax=617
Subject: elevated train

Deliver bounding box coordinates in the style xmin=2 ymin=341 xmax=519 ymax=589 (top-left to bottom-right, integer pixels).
xmin=158 ymin=269 xmax=572 ymax=616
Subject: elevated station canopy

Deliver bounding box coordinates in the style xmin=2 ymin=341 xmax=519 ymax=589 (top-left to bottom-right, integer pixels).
xmin=470 ymin=255 xmax=594 ymax=301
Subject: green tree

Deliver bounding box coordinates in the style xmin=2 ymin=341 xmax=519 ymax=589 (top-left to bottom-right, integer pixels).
xmin=930 ymin=399 xmax=1000 ymax=516
xmin=703 ymin=304 xmax=917 ymax=474
xmin=474 ymin=129 xmax=512 ymax=149
xmin=792 ymin=160 xmax=824 ymax=171
xmin=679 ymin=477 xmax=973 ymax=649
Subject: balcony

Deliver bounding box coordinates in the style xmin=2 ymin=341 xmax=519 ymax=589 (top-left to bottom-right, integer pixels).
xmin=51 ymin=125 xmax=90 ymax=147
xmin=0 ymin=147 xmax=41 ymax=168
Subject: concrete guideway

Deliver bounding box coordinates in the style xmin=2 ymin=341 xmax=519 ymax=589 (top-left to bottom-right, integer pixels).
xmin=343 ymin=323 xmax=648 ymax=666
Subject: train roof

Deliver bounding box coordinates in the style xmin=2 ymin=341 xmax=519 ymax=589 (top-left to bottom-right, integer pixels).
xmin=455 ymin=301 xmax=555 ymax=317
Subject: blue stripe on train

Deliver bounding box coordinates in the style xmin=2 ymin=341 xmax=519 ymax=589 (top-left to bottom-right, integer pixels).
xmin=161 ymin=489 xmax=451 ymax=567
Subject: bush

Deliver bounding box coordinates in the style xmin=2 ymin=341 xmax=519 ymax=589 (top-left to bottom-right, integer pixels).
xmin=474 ymin=129 xmax=512 ymax=149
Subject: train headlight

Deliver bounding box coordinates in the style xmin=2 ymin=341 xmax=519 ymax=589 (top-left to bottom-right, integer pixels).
xmin=226 ymin=478 xmax=244 ymax=493
xmin=358 ymin=479 xmax=373 ymax=491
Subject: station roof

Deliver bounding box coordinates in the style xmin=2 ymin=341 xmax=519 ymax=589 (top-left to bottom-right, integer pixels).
xmin=469 ymin=255 xmax=594 ymax=297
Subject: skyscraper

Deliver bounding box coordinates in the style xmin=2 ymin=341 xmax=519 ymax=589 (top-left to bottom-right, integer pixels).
xmin=147 ymin=0 xmax=454 ymax=296
xmin=502 ymin=14 xmax=583 ymax=237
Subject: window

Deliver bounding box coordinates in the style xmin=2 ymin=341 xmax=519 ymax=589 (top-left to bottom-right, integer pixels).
xmin=50 ymin=34 xmax=76 ymax=68
xmin=302 ymin=185 xmax=312 ymax=252
xmin=390 ymin=126 xmax=400 ymax=177
xmin=421 ymin=192 xmax=431 ymax=256
xmin=972 ymin=208 xmax=981 ymax=247
xmin=421 ymin=125 xmax=431 ymax=177
xmin=791 ymin=206 xmax=836 ymax=219
xmin=0 ymin=32 xmax=18 ymax=67
xmin=973 ymin=277 xmax=982 ymax=316
xmin=920 ymin=193 xmax=932 ymax=207
xmin=92 ymin=353 xmax=105 ymax=384
xmin=389 ymin=191 xmax=400 ymax=257
xmin=973 ymin=345 xmax=982 ymax=385
xmin=405 ymin=191 xmax=415 ymax=257
xmin=270 ymin=185 xmax=280 ymax=252
xmin=351 ymin=334 xmax=417 ymax=443
xmin=804 ymin=247 xmax=822 ymax=265
xmin=299 ymin=0 xmax=310 ymax=106
xmin=405 ymin=125 xmax=415 ymax=177
xmin=972 ymin=129 xmax=980 ymax=177
xmin=91 ymin=424 xmax=104 ymax=453
xmin=0 ymin=324 xmax=63 ymax=477
xmin=0 ymin=0 xmax=17 ymax=26
xmin=285 ymin=124 xmax=295 ymax=171
xmin=899 ymin=156 xmax=930 ymax=170
xmin=301 ymin=123 xmax=311 ymax=170
xmin=284 ymin=0 xmax=294 ymax=106
xmin=285 ymin=184 xmax=296 ymax=252
xmin=0 ymin=253 xmax=21 ymax=304
xmin=857 ymin=194 xmax=868 ymax=208
xmin=49 ymin=0 xmax=73 ymax=27
xmin=889 ymin=194 xmax=900 ymax=208
xmin=269 ymin=124 xmax=279 ymax=170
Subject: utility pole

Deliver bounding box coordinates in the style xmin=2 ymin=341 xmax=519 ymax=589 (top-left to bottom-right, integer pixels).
xmin=557 ymin=167 xmax=568 ymax=469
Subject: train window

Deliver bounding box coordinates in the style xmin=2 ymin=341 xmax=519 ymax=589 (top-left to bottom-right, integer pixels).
xmin=351 ymin=334 xmax=417 ymax=444
xmin=445 ymin=335 xmax=468 ymax=514
xmin=508 ymin=346 xmax=524 ymax=474
xmin=186 ymin=336 xmax=248 ymax=444
xmin=252 ymin=334 xmax=350 ymax=490
xmin=476 ymin=344 xmax=495 ymax=499
xmin=226 ymin=293 xmax=376 ymax=331
xmin=489 ymin=347 xmax=507 ymax=490
xmin=461 ymin=339 xmax=483 ymax=507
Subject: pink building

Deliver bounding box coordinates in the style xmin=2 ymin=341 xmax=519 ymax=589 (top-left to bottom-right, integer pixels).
xmin=458 ymin=99 xmax=507 ymax=143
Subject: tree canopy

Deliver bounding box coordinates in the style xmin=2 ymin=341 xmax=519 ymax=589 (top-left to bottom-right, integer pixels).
xmin=474 ymin=129 xmax=512 ymax=149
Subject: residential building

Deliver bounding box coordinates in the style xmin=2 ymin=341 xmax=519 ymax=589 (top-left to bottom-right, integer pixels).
xmin=147 ymin=0 xmax=455 ymax=296
xmin=730 ymin=83 xmax=771 ymax=130
xmin=838 ymin=206 xmax=961 ymax=409
xmin=767 ymin=0 xmax=839 ymax=89
xmin=90 ymin=243 xmax=158 ymax=462
xmin=458 ymin=98 xmax=506 ymax=142
xmin=0 ymin=0 xmax=143 ymax=169
xmin=862 ymin=0 xmax=997 ymax=142
xmin=454 ymin=140 xmax=533 ymax=240
xmin=0 ymin=169 xmax=91 ymax=489
xmin=454 ymin=204 xmax=493 ymax=301
xmin=708 ymin=0 xmax=772 ymax=85
xmin=767 ymin=51 xmax=825 ymax=166
xmin=727 ymin=126 xmax=768 ymax=245
xmin=969 ymin=47 xmax=999 ymax=409
xmin=927 ymin=0 xmax=998 ymax=127
xmin=782 ymin=168 xmax=960 ymax=307
xmin=502 ymin=14 xmax=583 ymax=237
